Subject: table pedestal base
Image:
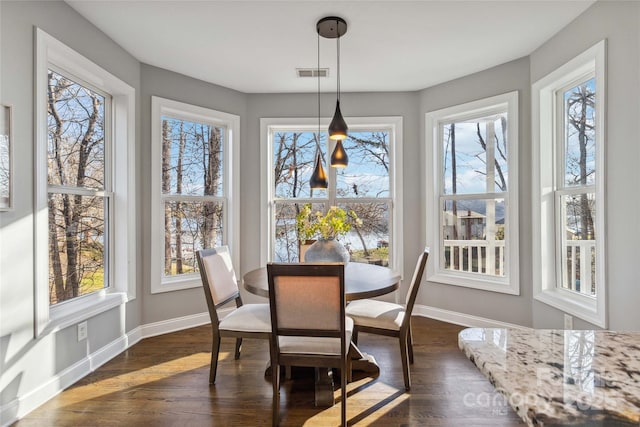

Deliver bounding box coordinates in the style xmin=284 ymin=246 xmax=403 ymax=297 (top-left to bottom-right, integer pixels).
xmin=264 ymin=345 xmax=381 ymax=407
xmin=315 ymin=368 xmax=335 ymax=407
xmin=351 ymin=352 xmax=379 ymax=374
xmin=313 ymin=350 xmax=380 ymax=407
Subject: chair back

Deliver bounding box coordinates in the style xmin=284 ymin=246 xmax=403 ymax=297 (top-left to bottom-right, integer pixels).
xmin=403 ymin=248 xmax=430 ymax=324
xmin=196 ymin=246 xmax=241 ymax=323
xmin=267 ymin=263 xmax=345 ymax=340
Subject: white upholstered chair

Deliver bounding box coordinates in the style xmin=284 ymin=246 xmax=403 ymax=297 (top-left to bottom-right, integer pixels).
xmin=345 ymin=248 xmax=429 ymax=390
xmin=267 ymin=262 xmax=353 ymax=427
xmin=196 ymin=246 xmax=271 ymax=384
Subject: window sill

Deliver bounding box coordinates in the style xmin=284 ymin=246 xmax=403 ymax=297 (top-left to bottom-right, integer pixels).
xmin=534 ymin=288 xmax=605 ymax=328
xmin=428 ymin=271 xmax=519 ymax=295
xmin=151 ymin=275 xmax=202 ymax=294
xmin=45 ymin=292 xmax=128 ymax=334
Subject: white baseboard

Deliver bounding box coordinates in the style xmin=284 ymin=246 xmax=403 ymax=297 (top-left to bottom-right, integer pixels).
xmin=139 ymin=311 xmax=211 ymax=339
xmin=89 ymin=334 xmax=130 ymax=370
xmin=413 ymin=304 xmax=530 ymax=330
xmin=0 ymin=311 xmax=213 ymax=427
xmin=0 ymin=354 xmax=91 ymax=427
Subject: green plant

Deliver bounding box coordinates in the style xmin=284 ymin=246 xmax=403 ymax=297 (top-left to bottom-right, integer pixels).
xmin=296 ymin=204 xmax=361 ymax=241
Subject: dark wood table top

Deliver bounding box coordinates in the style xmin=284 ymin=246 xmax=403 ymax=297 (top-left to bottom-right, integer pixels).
xmin=243 ymin=262 xmax=401 ymax=301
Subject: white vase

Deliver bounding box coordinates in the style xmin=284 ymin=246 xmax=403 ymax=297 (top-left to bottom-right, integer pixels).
xmin=303 ymin=238 xmax=350 ymax=263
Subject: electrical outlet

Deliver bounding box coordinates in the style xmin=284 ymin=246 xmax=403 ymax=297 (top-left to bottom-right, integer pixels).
xmin=564 ymin=314 xmax=573 ymax=330
xmin=77 ymin=321 xmax=88 ymax=341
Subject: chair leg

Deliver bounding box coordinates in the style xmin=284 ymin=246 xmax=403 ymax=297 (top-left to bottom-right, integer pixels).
xmin=347 ymin=330 xmax=357 ymax=383
xmin=341 ymin=360 xmax=347 ymax=426
xmin=210 ymin=332 xmax=221 ymax=384
xmin=234 ymin=337 xmax=243 ymax=360
xmin=399 ymin=334 xmax=411 ymax=391
xmin=285 ymin=365 xmax=292 ymax=380
xmin=269 ymin=336 xmax=280 ymax=426
xmin=407 ymin=325 xmax=414 ymax=364
xmin=272 ymin=361 xmax=281 ymax=426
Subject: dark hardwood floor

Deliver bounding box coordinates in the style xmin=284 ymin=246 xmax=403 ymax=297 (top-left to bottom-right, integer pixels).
xmin=14 ymin=317 xmax=525 ymax=426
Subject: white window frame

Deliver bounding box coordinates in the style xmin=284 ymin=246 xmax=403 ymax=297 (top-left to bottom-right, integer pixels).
xmin=259 ymin=116 xmax=404 ymax=275
xmin=425 ymin=91 xmax=520 ymax=295
xmin=532 ymin=40 xmax=606 ymax=327
xmin=150 ymin=97 xmax=240 ymax=293
xmin=34 ymin=29 xmax=136 ymax=336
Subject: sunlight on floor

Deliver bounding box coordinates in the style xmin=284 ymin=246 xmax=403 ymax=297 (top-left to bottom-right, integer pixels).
xmin=57 ymin=351 xmax=220 ymax=404
xmin=304 ymin=380 xmax=409 ymax=425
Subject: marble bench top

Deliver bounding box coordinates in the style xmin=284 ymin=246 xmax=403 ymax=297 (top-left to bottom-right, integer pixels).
xmin=458 ymin=327 xmax=640 ymax=426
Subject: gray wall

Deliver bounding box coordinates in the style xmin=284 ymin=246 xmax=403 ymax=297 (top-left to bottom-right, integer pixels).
xmin=529 ymin=0 xmax=640 ymax=330
xmin=0 ymin=0 xmax=141 ymax=416
xmin=139 ymin=64 xmax=248 ymax=324
xmin=417 ymin=57 xmax=534 ymax=327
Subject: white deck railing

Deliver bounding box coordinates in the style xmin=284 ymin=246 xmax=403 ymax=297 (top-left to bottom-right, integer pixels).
xmin=563 ymin=239 xmax=596 ymax=296
xmin=443 ymin=239 xmax=596 ymax=295
xmin=443 ymin=239 xmax=506 ymax=276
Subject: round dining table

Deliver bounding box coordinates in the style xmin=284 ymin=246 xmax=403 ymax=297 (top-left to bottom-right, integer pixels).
xmin=242 ymin=261 xmax=402 ymax=407
xmin=242 ymin=261 xmax=402 ymax=302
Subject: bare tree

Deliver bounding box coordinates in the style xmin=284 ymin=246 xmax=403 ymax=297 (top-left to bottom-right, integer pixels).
xmin=161 ymin=117 xmax=224 ymax=274
xmin=475 ymin=118 xmax=507 ymax=192
xmin=449 ymin=123 xmax=458 ymax=241
xmin=272 ymin=131 xmax=318 ymax=262
xmin=174 ymin=122 xmax=186 ymax=274
xmin=201 ymin=124 xmax=222 ymax=249
xmin=162 ymin=120 xmax=172 ymax=274
xmin=347 ymin=133 xmax=389 ymax=172
xmin=47 ymin=71 xmax=104 ymax=303
xmin=567 ymin=84 xmax=595 ymax=240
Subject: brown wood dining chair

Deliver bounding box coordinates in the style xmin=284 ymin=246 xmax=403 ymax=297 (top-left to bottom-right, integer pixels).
xmin=267 ymin=262 xmax=353 ymax=427
xmin=345 ymin=248 xmax=429 ymax=390
xmin=196 ymin=246 xmax=271 ymax=384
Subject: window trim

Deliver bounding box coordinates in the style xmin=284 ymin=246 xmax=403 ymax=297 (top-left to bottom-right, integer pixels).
xmin=259 ymin=116 xmax=403 ymax=274
xmin=34 ymin=28 xmax=136 ymax=336
xmin=425 ymin=91 xmax=520 ymax=295
xmin=150 ymin=96 xmax=240 ymax=294
xmin=532 ymin=40 xmax=606 ymax=327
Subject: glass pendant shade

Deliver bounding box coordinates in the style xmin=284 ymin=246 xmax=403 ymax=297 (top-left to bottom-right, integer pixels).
xmin=309 ymin=152 xmax=328 ymax=189
xmin=328 ymin=100 xmax=348 ymax=140
xmin=330 ymin=139 xmax=348 ymax=168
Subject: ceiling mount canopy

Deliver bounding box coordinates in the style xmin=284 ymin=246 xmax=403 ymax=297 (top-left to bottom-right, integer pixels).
xmin=316 ymin=16 xmax=347 ymax=39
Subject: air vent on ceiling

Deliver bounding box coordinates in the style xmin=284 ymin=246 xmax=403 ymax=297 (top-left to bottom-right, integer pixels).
xmin=296 ymin=68 xmax=329 ymax=78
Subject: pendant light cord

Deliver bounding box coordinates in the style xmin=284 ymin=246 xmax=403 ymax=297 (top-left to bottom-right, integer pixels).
xmin=318 ymin=29 xmax=321 ymax=148
xmin=336 ymin=18 xmax=341 ymax=103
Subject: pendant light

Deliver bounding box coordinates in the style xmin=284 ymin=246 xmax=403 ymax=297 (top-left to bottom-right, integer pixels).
xmin=309 ymin=25 xmax=328 ymax=189
xmin=309 ymin=150 xmax=328 ymax=189
xmin=317 ymin=16 xmax=349 ymax=168
xmin=330 ymin=139 xmax=348 ymax=168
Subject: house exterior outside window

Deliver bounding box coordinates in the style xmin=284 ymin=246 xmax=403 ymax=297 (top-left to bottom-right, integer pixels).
xmin=532 ymin=41 xmax=606 ymax=327
xmin=425 ymin=92 xmax=519 ymax=295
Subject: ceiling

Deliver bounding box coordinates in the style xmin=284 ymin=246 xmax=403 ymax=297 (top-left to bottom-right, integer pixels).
xmin=65 ymin=0 xmax=595 ymax=94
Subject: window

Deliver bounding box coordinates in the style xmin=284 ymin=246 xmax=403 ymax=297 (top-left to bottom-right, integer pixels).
xmin=46 ymin=70 xmax=110 ymax=305
xmin=425 ymin=92 xmax=519 ymax=294
xmin=532 ymin=41 xmax=606 ymax=327
xmin=151 ymin=97 xmax=239 ymax=293
xmin=35 ymin=29 xmax=136 ymax=334
xmin=260 ymin=117 xmax=403 ymax=272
